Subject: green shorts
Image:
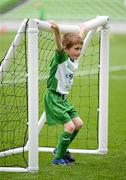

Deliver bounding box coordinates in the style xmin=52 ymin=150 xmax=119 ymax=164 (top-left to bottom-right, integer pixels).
xmin=44 ymin=90 xmax=78 ymax=126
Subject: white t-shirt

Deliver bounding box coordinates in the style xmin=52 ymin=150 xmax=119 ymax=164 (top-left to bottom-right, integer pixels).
xmin=47 ymin=49 xmax=78 ymax=94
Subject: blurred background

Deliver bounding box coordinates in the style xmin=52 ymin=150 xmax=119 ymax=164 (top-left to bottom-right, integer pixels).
xmin=0 ymin=0 xmax=126 ymax=69
xmin=0 ymin=0 xmax=126 ymax=32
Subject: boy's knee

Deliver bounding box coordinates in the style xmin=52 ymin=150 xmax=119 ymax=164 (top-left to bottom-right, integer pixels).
xmin=73 ymin=117 xmax=84 ymax=130
xmin=64 ymin=122 xmax=75 ymax=133
xmin=67 ymin=124 xmax=75 ymax=133
xmin=77 ymin=120 xmax=83 ymax=130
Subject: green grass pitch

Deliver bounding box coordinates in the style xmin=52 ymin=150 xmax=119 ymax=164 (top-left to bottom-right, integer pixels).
xmin=0 ymin=32 xmax=126 ymax=179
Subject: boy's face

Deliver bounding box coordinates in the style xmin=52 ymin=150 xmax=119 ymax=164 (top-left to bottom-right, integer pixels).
xmin=65 ymin=43 xmax=83 ymax=60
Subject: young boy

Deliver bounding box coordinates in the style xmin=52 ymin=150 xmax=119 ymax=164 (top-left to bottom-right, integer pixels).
xmin=44 ymin=21 xmax=86 ymax=165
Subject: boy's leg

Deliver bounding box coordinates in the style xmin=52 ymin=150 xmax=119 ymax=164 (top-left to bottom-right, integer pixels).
xmin=54 ymin=130 xmax=78 ymax=156
xmin=70 ymin=117 xmax=83 ymax=143
xmin=54 ymin=118 xmax=83 ymax=163
xmin=54 ymin=130 xmax=72 ymax=160
xmin=70 ymin=129 xmax=79 ymax=143
xmin=62 ymin=129 xmax=79 ymax=163
xmin=64 ymin=117 xmax=83 ymax=162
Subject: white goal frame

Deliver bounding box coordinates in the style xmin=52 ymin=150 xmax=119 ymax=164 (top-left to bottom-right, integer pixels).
xmin=0 ymin=16 xmax=109 ymax=172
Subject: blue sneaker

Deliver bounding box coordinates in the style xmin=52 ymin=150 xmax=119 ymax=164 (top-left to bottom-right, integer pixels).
xmin=64 ymin=150 xmax=75 ymax=163
xmin=52 ymin=158 xmax=68 ymax=165
xmin=53 ymin=149 xmax=75 ymax=163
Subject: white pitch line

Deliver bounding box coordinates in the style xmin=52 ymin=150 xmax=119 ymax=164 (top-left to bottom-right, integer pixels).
xmin=110 ymin=75 xmax=126 ymax=80
xmin=109 ymin=65 xmax=126 ymax=72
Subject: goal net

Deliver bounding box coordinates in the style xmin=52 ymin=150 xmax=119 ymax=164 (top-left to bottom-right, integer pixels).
xmin=0 ymin=16 xmax=109 ymax=172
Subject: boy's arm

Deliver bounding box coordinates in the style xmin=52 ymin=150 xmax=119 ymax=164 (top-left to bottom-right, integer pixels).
xmin=49 ymin=21 xmax=63 ymax=52
xmin=79 ymin=24 xmax=86 ymax=39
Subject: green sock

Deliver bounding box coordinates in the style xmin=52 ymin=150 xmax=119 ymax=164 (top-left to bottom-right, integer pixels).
xmin=55 ymin=131 xmax=72 ymax=160
xmin=70 ymin=129 xmax=79 ymax=143
xmin=64 ymin=129 xmax=79 ymax=153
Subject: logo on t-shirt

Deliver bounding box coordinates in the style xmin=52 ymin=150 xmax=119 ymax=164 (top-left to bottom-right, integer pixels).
xmin=65 ymin=73 xmax=73 ymax=83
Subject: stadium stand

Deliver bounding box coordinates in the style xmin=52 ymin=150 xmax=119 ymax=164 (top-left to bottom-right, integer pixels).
xmin=0 ymin=0 xmax=126 ymax=21
xmin=0 ymin=0 xmax=26 ymax=14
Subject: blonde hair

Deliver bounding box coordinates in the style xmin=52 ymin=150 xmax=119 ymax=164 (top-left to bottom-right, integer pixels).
xmin=62 ymin=32 xmax=83 ymax=49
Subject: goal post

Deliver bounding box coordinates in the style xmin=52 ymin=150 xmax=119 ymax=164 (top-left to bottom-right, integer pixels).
xmin=27 ymin=19 xmax=39 ymax=172
xmin=0 ymin=16 xmax=109 ymax=172
xmin=98 ymin=25 xmax=109 ymax=154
